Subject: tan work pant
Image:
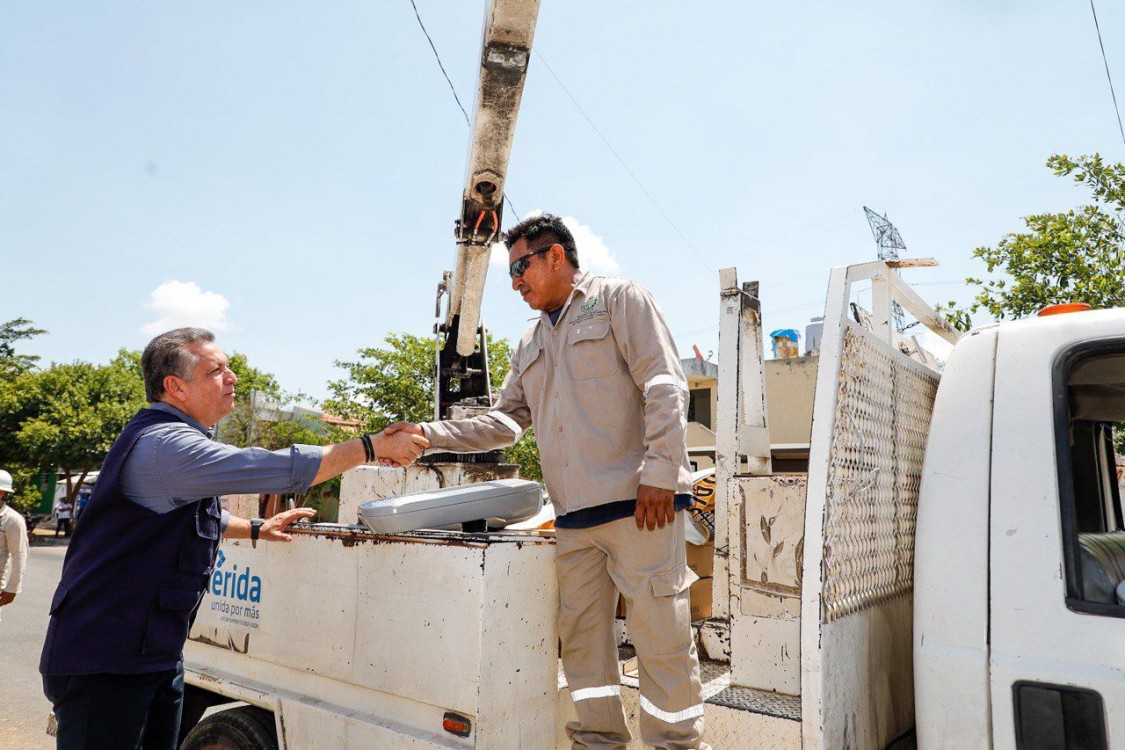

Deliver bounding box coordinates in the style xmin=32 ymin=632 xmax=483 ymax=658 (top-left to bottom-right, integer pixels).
xmin=556 ymin=512 xmax=706 ymax=750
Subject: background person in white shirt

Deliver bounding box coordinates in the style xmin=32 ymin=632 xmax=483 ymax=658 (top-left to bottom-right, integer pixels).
xmin=0 ymin=469 xmax=29 ymax=621
xmin=55 ymin=498 xmax=73 ymax=537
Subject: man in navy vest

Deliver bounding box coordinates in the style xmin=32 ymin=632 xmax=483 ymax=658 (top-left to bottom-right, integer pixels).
xmin=39 ymin=327 xmax=429 ymax=749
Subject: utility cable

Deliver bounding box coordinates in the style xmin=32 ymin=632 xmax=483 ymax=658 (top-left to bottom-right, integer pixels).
xmin=408 ymin=0 xmax=470 ymax=125
xmin=1090 ymin=0 xmax=1125 ymax=148
xmin=406 ymin=0 xmax=520 ymax=222
xmin=533 ymin=50 xmax=712 ymax=271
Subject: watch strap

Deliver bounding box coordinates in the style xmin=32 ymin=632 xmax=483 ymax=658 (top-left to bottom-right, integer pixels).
xmin=250 ymin=518 xmax=265 ymax=548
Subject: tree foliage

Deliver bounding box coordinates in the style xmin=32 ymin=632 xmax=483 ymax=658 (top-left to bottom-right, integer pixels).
xmin=1 ymin=350 xmax=147 ymax=506
xmin=325 ymin=332 xmax=541 ymax=477
xmin=324 ymin=333 xmax=511 ymax=431
xmin=0 ymin=318 xmax=47 ymax=379
xmin=940 ymin=154 xmax=1125 ymax=453
xmin=0 ymin=320 xmax=50 ymax=512
xmin=943 ymin=154 xmax=1125 ymax=331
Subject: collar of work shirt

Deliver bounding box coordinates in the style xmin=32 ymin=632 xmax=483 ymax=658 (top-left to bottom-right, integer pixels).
xmin=148 ymin=401 xmax=214 ymax=439
xmin=539 ymin=271 xmax=594 ymax=329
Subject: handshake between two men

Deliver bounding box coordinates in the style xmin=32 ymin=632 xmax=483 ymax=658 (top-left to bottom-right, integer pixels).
xmin=377 ymin=422 xmax=432 ymax=470
xmin=369 ymin=425 xmax=430 ymax=468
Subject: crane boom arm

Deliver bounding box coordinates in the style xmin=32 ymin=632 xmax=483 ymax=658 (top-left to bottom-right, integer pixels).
xmin=436 ymin=0 xmax=540 ymax=421
xmin=446 ymin=0 xmax=540 ymax=351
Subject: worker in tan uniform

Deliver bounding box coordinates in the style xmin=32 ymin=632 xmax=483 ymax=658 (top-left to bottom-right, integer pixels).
xmin=388 ymin=213 xmax=708 ymax=749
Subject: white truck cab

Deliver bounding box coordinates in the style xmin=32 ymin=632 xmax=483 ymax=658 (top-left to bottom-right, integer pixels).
xmin=916 ymin=308 xmax=1125 ymax=749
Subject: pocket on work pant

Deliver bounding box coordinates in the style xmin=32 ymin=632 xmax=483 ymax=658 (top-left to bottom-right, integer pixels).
xmin=639 ymin=562 xmax=699 ymax=656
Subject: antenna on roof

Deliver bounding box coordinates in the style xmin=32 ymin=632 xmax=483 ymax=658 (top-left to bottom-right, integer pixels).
xmin=863 ymin=206 xmax=907 ymax=330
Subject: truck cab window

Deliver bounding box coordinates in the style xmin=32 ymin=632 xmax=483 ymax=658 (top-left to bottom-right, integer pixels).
xmin=1058 ymin=346 xmax=1125 ymax=615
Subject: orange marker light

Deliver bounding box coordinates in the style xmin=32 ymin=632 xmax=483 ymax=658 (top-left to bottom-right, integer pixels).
xmin=1038 ymin=302 xmax=1092 ymax=317
xmin=442 ymin=712 xmax=472 ymax=738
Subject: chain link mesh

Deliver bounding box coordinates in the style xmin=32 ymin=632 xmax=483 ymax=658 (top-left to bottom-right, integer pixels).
xmin=821 ymin=325 xmax=939 ymax=623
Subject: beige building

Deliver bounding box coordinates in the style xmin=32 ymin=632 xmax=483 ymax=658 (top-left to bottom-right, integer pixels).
xmin=682 ymin=354 xmax=818 ymax=473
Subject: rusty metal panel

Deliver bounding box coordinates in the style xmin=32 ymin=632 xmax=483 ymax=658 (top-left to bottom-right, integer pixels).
xmin=726 ymin=476 xmax=806 ymax=695
xmin=187 ymin=528 xmax=555 ymax=748
xmin=739 ymin=476 xmax=806 ymax=598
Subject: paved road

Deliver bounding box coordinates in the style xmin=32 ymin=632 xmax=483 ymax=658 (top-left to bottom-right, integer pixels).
xmin=0 ymin=534 xmax=67 ymax=750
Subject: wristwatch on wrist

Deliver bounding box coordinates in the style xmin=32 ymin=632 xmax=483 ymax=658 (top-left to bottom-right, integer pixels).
xmin=250 ymin=518 xmax=265 ymax=548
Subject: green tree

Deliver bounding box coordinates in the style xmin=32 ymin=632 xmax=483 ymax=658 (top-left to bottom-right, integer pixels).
xmin=6 ymin=355 xmax=147 ymax=505
xmin=941 ymin=154 xmax=1125 ymax=453
xmin=0 ymin=320 xmax=49 ymax=513
xmin=942 ymin=154 xmax=1125 ymax=331
xmin=325 ymin=333 xmax=510 ymax=430
xmin=0 ymin=318 xmax=47 ymax=380
xmin=325 ymin=333 xmax=541 ymax=477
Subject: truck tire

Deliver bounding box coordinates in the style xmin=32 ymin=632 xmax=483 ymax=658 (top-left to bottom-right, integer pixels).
xmin=179 ymin=705 xmax=278 ymax=750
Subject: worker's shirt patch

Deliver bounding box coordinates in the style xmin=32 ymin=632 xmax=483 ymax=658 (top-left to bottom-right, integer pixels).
xmin=571 ymin=297 xmax=607 ymax=325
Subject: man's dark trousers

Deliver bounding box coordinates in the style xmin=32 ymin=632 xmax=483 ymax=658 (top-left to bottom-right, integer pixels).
xmin=43 ymin=665 xmax=184 ymax=749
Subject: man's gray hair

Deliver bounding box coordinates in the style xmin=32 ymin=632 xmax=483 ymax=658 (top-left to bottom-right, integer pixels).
xmin=142 ymin=327 xmax=215 ymax=402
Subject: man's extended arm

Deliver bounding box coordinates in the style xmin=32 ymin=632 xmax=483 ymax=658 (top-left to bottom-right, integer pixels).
xmin=221 ymin=433 xmax=429 ymax=540
xmin=124 ymin=429 xmax=427 ymax=504
xmin=609 ymin=282 xmax=690 ymax=530
xmin=121 ymin=428 xmax=429 ymax=541
xmin=387 ymin=353 xmax=533 ymax=452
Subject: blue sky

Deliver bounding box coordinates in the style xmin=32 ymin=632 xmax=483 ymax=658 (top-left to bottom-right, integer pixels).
xmin=3 ymin=1 xmax=1122 ymax=401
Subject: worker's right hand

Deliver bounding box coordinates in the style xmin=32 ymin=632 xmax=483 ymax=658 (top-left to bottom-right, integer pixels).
xmin=382 ymin=421 xmax=424 ymax=437
xmin=373 ymin=427 xmax=429 ymax=467
xmin=0 ymin=592 xmax=15 ymax=606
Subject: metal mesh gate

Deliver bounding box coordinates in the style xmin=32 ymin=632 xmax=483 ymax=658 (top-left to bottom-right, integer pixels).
xmin=820 ymin=324 xmax=939 ymax=623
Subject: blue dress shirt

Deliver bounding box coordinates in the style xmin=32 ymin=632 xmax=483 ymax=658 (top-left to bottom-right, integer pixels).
xmin=119 ymin=402 xmax=323 ymax=531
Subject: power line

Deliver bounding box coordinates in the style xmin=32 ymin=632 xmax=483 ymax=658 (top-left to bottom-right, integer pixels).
xmin=406 ymin=0 xmax=520 ymax=221
xmin=532 ymin=51 xmax=712 ymax=272
xmin=407 ymin=0 xmax=470 ymax=124
xmin=405 ymin=2 xmax=702 ymax=251
xmin=673 ymin=324 xmax=719 ymax=339
xmin=1090 ymin=0 xmax=1125 ymax=148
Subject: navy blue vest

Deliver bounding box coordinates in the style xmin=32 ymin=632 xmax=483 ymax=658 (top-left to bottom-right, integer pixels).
xmin=40 ymin=408 xmax=222 ymax=675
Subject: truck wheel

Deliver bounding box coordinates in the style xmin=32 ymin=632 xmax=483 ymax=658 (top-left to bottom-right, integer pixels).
xmin=179 ymin=705 xmax=278 ymax=750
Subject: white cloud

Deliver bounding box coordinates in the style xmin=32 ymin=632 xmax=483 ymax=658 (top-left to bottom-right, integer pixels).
xmin=141 ymin=281 xmax=232 ymax=336
xmin=490 ymin=211 xmax=620 ymax=274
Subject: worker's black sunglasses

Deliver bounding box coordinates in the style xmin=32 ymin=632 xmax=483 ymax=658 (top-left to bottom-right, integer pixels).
xmin=508 ymin=244 xmax=558 ymax=279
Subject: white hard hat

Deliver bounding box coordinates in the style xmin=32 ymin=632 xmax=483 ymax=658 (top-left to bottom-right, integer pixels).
xmin=0 ymin=469 xmax=12 ymax=494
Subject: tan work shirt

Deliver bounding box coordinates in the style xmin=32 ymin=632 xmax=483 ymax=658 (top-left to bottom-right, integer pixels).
xmin=0 ymin=502 xmax=28 ymax=595
xmin=423 ymin=272 xmax=693 ymax=515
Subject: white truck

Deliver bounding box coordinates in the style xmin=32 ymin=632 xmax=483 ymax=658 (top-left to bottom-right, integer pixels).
xmin=178 ymin=256 xmax=1125 ymax=748
xmin=175 ymin=1 xmax=1125 ymax=745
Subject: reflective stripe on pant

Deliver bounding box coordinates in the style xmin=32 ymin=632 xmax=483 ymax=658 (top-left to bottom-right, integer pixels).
xmin=556 ymin=512 xmax=706 ymax=750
